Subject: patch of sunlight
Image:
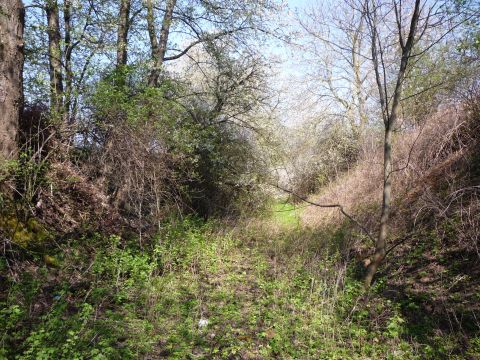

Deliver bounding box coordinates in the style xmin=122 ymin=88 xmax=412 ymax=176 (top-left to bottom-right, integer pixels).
xmin=270 ymin=201 xmax=303 ymax=228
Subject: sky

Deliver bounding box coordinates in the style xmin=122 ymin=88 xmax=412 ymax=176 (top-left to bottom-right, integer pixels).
xmin=288 ymin=0 xmax=311 ymax=10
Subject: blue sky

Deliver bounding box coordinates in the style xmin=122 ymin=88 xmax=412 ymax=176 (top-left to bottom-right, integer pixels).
xmin=265 ymin=0 xmax=314 ymax=126
xmin=288 ymin=0 xmax=310 ymax=10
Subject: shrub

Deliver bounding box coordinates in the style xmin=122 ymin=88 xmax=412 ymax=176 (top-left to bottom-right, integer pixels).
xmin=289 ymin=122 xmax=360 ymax=199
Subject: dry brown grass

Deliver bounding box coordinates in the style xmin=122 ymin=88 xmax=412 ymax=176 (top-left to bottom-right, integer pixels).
xmin=298 ymin=99 xmax=480 ymax=334
xmin=301 ymin=104 xmax=477 ymax=238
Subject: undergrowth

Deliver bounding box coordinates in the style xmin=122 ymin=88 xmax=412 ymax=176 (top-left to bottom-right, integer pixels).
xmin=1 ymin=206 xmax=479 ymax=359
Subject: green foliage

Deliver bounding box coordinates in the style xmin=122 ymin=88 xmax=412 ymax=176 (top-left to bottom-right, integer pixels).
xmin=0 ymin=159 xmax=18 ymax=185
xmin=93 ymin=68 xmax=183 ymax=132
xmin=91 ymin=66 xmax=268 ymax=219
xmin=2 ymin=209 xmax=479 ymax=358
xmin=0 ymin=153 xmax=52 ymax=248
xmin=0 ymin=227 xmax=167 ymax=358
xmin=452 ymin=0 xmax=480 ymax=54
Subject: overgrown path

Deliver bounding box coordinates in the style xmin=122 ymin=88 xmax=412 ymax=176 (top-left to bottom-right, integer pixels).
xmin=146 ymin=204 xmax=413 ymax=359
xmin=5 ymin=203 xmax=470 ymax=359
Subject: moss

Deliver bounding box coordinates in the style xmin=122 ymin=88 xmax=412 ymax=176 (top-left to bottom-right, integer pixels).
xmin=0 ymin=213 xmax=52 ymax=247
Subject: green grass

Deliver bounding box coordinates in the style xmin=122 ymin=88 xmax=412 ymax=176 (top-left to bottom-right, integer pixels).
xmin=270 ymin=201 xmax=303 ymax=228
xmin=2 ymin=214 xmax=478 ymax=359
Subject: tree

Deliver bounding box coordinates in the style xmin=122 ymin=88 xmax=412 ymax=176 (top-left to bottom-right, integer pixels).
xmin=146 ymin=0 xmax=176 ymax=86
xmin=45 ymin=0 xmax=64 ymax=119
xmin=291 ymin=0 xmax=470 ymax=287
xmin=0 ymin=0 xmax=25 ymax=161
xmin=116 ymin=0 xmax=131 ymax=67
xmin=298 ymin=0 xmax=372 ymax=138
xmin=144 ymin=0 xmax=278 ymax=87
xmin=63 ymin=0 xmax=73 ymax=123
xmin=362 ymin=0 xmax=422 ymax=287
xmin=360 ymin=0 xmax=468 ymax=287
xmin=21 ymin=0 xmax=112 ymax=125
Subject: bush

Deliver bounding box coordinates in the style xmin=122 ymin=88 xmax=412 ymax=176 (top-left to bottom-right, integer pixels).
xmin=289 ymin=122 xmax=360 ymax=199
xmin=83 ymin=66 xmax=268 ymax=232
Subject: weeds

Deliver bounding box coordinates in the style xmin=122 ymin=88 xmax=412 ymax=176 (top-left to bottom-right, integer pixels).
xmin=1 ymin=209 xmax=479 ymax=358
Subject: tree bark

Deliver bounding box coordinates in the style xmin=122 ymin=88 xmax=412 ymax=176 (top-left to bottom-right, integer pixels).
xmin=147 ymin=0 xmax=176 ymax=86
xmin=116 ymin=0 xmax=131 ymax=67
xmin=46 ymin=0 xmax=63 ymax=119
xmin=351 ymin=20 xmax=367 ymax=136
xmin=64 ymin=0 xmax=73 ymax=123
xmin=364 ymin=125 xmax=392 ymax=286
xmin=0 ymin=0 xmax=24 ymax=161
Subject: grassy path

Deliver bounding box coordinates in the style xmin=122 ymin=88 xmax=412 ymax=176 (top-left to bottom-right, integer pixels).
xmin=2 ymin=203 xmax=438 ymax=359
xmin=145 ymin=205 xmax=417 ymax=359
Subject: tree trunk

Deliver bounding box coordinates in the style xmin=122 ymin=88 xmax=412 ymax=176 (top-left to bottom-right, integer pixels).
xmin=364 ymin=0 xmax=421 ymax=288
xmin=116 ymin=0 xmax=130 ymax=67
xmin=365 ymin=125 xmax=392 ymax=287
xmin=46 ymin=0 xmax=63 ymax=120
xmin=147 ymin=0 xmax=176 ymax=86
xmin=0 ymin=0 xmax=24 ymax=161
xmin=351 ymin=18 xmax=367 ymax=137
xmin=64 ymin=0 xmax=73 ymax=123
xmin=353 ymin=42 xmax=367 ymax=136
xmin=146 ymin=0 xmax=159 ymax=60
